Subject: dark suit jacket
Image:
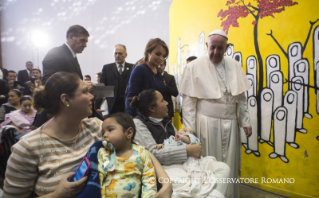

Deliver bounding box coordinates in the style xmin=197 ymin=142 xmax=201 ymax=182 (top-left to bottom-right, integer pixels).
xmin=100 ymin=62 xmax=133 ymax=113
xmin=42 ymin=44 xmax=83 ymax=84
xmin=0 ymin=79 xmax=9 ymax=105
xmin=18 ymin=69 xmax=30 ymax=84
xmin=162 ymin=71 xmax=178 ymax=118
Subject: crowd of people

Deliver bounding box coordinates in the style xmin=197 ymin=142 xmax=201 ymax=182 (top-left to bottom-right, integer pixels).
xmin=0 ymin=25 xmax=252 ymax=198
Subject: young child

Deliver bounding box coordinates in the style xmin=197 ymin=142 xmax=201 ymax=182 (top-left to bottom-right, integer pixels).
xmin=154 ymin=128 xmax=223 ymax=198
xmin=98 ymin=112 xmax=157 ymax=198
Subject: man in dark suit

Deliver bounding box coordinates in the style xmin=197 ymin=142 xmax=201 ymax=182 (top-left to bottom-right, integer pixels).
xmin=158 ymin=60 xmax=179 ymax=119
xmin=42 ymin=25 xmax=90 ymax=84
xmin=17 ymin=61 xmax=33 ymax=84
xmin=100 ymin=44 xmax=133 ymax=114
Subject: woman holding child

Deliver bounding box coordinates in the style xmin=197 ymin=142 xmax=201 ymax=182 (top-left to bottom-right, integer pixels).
xmin=3 ymin=72 xmax=171 ymax=198
xmin=131 ymin=89 xmax=231 ymax=197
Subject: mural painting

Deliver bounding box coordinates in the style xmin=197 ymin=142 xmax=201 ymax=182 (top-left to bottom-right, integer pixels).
xmin=169 ymin=0 xmax=319 ymax=197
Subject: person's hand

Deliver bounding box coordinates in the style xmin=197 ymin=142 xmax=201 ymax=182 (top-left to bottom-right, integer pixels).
xmin=243 ymin=126 xmax=252 ymax=137
xmin=175 ymin=134 xmax=182 ymax=141
xmin=52 ymin=172 xmax=87 ymax=198
xmin=29 ymin=125 xmax=37 ymax=130
xmin=84 ymin=81 xmax=96 ymax=92
xmin=154 ymin=144 xmax=164 ymax=150
xmin=186 ymin=144 xmax=202 ymax=159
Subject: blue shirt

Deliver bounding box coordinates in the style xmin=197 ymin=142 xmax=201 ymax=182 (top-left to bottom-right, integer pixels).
xmin=125 ymin=64 xmax=166 ymax=116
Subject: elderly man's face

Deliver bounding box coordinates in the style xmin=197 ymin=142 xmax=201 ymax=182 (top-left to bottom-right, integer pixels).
xmin=69 ymin=34 xmax=88 ymax=54
xmin=26 ymin=62 xmax=33 ymax=71
xmin=114 ymin=45 xmax=127 ymax=65
xmin=206 ymin=35 xmax=229 ymax=65
xmin=157 ymin=62 xmax=166 ymax=73
xmin=6 ymin=72 xmax=17 ymax=81
xmin=31 ymin=70 xmax=41 ymax=80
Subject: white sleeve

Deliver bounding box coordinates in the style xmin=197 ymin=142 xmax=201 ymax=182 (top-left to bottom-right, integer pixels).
xmin=182 ymin=95 xmax=198 ymax=133
xmin=237 ymin=92 xmax=251 ymax=127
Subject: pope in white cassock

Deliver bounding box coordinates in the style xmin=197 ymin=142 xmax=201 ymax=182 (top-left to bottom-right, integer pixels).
xmin=179 ymin=29 xmax=252 ymax=198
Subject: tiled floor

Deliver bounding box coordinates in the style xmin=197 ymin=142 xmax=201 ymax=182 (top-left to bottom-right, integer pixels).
xmin=239 ymin=184 xmax=287 ymax=198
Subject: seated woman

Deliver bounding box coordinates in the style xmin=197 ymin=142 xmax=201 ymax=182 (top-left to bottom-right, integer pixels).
xmin=130 ymin=89 xmax=231 ymax=198
xmin=125 ymin=38 xmax=168 ymax=117
xmin=3 ymin=72 xmax=171 ymax=198
xmin=0 ymin=89 xmax=22 ymax=122
xmin=0 ymin=96 xmax=36 ymax=135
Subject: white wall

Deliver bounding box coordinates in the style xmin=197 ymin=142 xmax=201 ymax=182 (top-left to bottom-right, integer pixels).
xmin=1 ymin=0 xmax=172 ymax=82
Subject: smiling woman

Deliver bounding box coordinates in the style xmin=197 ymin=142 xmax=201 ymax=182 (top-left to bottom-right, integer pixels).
xmin=2 ymin=72 xmax=103 ymax=198
xmin=125 ymin=38 xmax=169 ymax=117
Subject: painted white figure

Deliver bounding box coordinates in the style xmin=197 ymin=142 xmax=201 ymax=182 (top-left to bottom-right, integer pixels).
xmin=266 ymin=55 xmax=280 ymax=87
xmin=225 ymin=43 xmax=234 ymax=58
xmin=198 ymin=32 xmax=206 ymax=56
xmin=180 ymin=50 xmax=184 ymax=75
xmin=246 ymin=56 xmax=257 ymax=96
xmin=246 ymin=97 xmax=260 ymax=156
xmin=260 ymin=88 xmax=274 ymax=146
xmin=269 ymin=71 xmax=283 ymax=112
xmin=177 ymin=38 xmax=181 ymax=68
xmin=233 ymin=52 xmax=242 ymax=67
xmin=288 ymin=42 xmax=302 ymax=89
xmin=284 ymin=90 xmax=299 ymax=148
xmin=291 ymin=76 xmax=307 ymax=133
xmin=313 ymin=26 xmax=319 ymax=98
xmin=294 ymin=59 xmax=312 ymax=118
xmin=269 ymin=106 xmax=289 ymax=163
xmin=246 ymin=74 xmax=255 ymax=97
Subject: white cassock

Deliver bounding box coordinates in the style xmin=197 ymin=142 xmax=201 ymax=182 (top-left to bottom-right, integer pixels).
xmin=179 ymin=55 xmax=251 ymax=198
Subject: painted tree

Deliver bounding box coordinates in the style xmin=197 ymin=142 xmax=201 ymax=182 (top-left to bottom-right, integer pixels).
xmin=218 ymin=0 xmax=298 ymax=95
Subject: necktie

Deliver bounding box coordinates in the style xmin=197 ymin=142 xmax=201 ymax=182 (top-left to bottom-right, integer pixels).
xmin=119 ymin=65 xmax=123 ymax=75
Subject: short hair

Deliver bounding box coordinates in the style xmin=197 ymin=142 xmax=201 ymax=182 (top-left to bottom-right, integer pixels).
xmin=186 ymin=56 xmax=197 ymax=62
xmin=84 ymin=75 xmax=91 ymax=80
xmin=96 ymin=72 xmax=101 ymax=78
xmin=142 ymin=38 xmax=169 ymax=64
xmin=163 ymin=59 xmax=167 ymax=66
xmin=33 ymin=72 xmax=80 ymax=115
xmin=130 ymin=89 xmax=158 ymax=117
xmin=115 ymin=44 xmax=127 ymax=52
xmin=31 ymin=68 xmax=41 ymax=73
xmin=26 ymin=61 xmax=33 ymax=65
xmin=8 ymin=70 xmax=16 ymax=74
xmin=66 ymin=25 xmax=90 ymax=39
xmin=104 ymin=112 xmax=136 ymax=142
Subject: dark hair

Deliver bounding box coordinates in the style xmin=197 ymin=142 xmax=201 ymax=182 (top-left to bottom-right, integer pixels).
xmin=84 ymin=75 xmax=91 ymax=80
xmin=163 ymin=59 xmax=167 ymax=66
xmin=115 ymin=44 xmax=127 ymax=52
xmin=186 ymin=56 xmax=197 ymax=62
xmin=104 ymin=112 xmax=136 ymax=142
xmin=31 ymin=68 xmax=41 ymax=73
xmin=8 ymin=70 xmax=16 ymax=74
xmin=96 ymin=72 xmax=101 ymax=78
xmin=26 ymin=61 xmax=33 ymax=65
xmin=66 ymin=25 xmax=90 ymax=39
xmin=20 ymin=96 xmax=32 ymax=104
xmin=141 ymin=38 xmax=169 ymax=64
xmin=130 ymin=89 xmax=158 ymax=117
xmin=9 ymin=89 xmax=22 ymax=98
xmin=33 ymin=72 xmax=80 ymax=115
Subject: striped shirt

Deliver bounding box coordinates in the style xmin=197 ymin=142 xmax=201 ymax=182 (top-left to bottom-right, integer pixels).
xmin=3 ymin=117 xmax=103 ymax=198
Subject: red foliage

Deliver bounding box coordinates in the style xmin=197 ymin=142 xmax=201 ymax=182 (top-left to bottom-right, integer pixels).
xmin=218 ymin=0 xmax=298 ymax=33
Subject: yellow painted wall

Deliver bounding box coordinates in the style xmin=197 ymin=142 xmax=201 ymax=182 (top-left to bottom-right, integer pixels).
xmin=169 ymin=0 xmax=319 ymax=197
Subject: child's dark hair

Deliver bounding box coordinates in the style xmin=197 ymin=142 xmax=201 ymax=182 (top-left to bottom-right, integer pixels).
xmin=20 ymin=96 xmax=32 ymax=104
xmin=130 ymin=89 xmax=158 ymax=117
xmin=104 ymin=112 xmax=136 ymax=142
